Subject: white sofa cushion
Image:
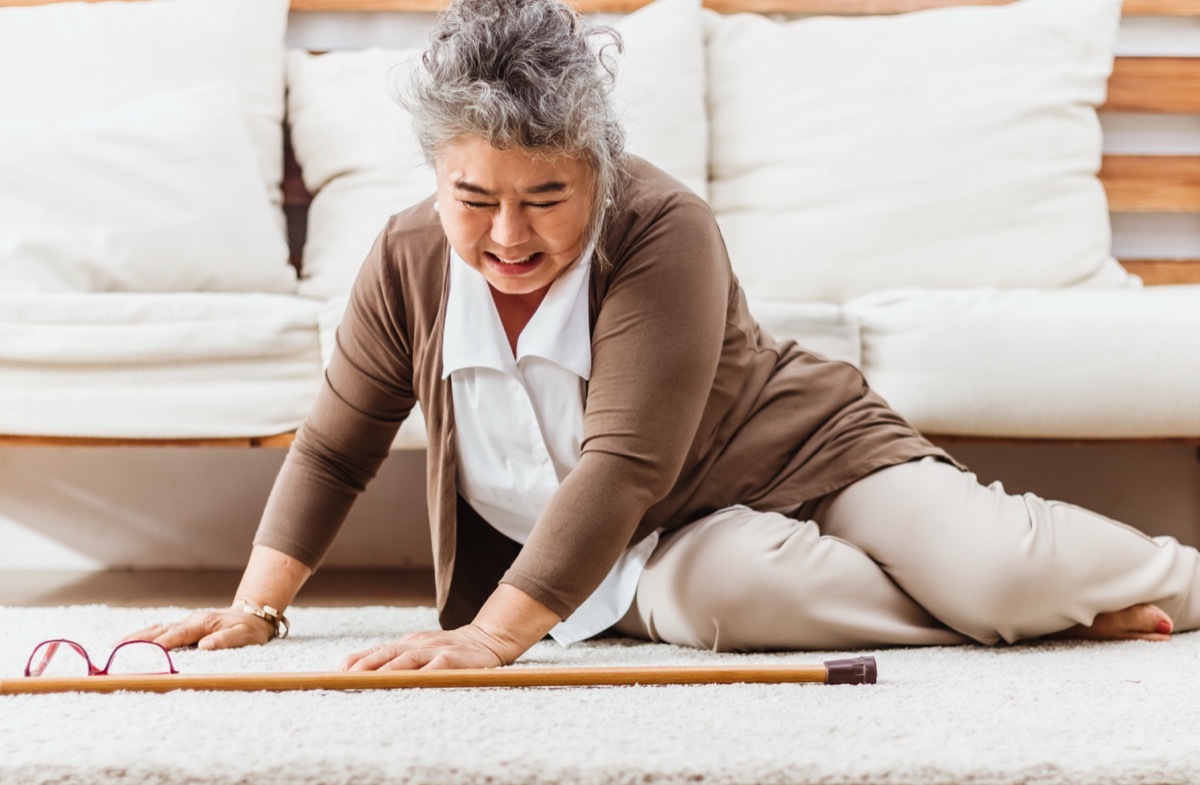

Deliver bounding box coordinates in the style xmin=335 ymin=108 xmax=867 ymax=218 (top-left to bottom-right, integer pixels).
xmin=0 ymin=84 xmax=293 ymax=294
xmin=706 ymin=0 xmax=1133 ymax=304
xmin=0 ymin=0 xmax=290 ymax=218
xmin=846 ymin=286 xmax=1200 ymax=439
xmin=0 ymin=293 xmax=324 ymax=440
xmin=287 ymin=0 xmax=708 ymax=298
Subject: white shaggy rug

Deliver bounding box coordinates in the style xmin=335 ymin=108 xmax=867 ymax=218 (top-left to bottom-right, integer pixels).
xmin=2 ymin=605 xmax=1199 ymax=785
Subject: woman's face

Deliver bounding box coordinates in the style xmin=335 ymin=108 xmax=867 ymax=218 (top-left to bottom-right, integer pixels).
xmin=434 ymin=136 xmax=595 ymax=300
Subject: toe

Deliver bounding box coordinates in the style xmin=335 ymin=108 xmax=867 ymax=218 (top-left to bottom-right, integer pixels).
xmin=1094 ymin=603 xmax=1172 ymax=641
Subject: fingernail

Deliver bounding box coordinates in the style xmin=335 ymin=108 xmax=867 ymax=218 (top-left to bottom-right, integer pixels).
xmin=1156 ymin=620 xmax=1172 ymax=635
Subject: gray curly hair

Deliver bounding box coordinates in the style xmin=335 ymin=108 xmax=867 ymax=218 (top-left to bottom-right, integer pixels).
xmin=405 ymin=0 xmax=627 ymax=269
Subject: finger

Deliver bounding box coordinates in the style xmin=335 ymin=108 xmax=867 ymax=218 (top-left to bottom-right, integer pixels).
xmin=197 ymin=623 xmax=257 ymax=651
xmin=119 ymin=624 xmax=169 ymax=644
xmin=341 ymin=632 xmax=427 ymax=670
xmin=151 ymin=618 xmax=215 ymax=651
xmin=419 ymin=652 xmax=457 ymax=671
xmin=377 ymin=649 xmax=435 ymax=672
xmin=341 ymin=645 xmax=384 ymax=671
xmin=346 ymin=644 xmax=421 ymax=672
xmin=349 ymin=646 xmax=414 ymax=672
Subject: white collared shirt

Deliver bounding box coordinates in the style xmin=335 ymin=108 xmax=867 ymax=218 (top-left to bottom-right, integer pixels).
xmin=442 ymin=248 xmax=658 ymax=646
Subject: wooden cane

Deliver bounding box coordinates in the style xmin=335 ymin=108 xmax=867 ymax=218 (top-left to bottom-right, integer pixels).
xmin=0 ymin=656 xmax=876 ymax=695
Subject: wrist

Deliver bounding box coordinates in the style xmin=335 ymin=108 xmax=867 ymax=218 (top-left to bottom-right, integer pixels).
xmin=457 ymin=623 xmax=515 ymax=667
xmin=231 ymin=545 xmax=311 ymax=615
xmin=471 ymin=584 xmax=561 ymax=664
xmin=233 ymin=598 xmax=290 ymax=639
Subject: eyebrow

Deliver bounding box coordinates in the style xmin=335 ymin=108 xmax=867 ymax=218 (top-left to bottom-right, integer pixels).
xmin=453 ymin=179 xmax=569 ymax=196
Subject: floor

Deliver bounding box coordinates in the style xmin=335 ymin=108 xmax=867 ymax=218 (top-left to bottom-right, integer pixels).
xmin=0 ymin=569 xmax=437 ymax=608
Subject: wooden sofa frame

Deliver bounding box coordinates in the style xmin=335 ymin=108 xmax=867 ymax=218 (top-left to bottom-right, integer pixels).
xmin=1 ymin=0 xmax=1198 ymax=448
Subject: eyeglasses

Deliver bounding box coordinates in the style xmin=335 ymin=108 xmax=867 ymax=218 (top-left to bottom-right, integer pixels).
xmin=24 ymin=639 xmax=179 ymax=678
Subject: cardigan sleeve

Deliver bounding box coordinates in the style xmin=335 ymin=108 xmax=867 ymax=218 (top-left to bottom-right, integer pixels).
xmin=500 ymin=190 xmax=731 ymax=619
xmin=252 ymin=229 xmax=418 ymax=569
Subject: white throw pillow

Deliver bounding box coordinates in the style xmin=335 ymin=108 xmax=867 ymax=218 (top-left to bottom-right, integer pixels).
xmin=287 ymin=0 xmax=708 ymax=299
xmin=287 ymin=47 xmax=434 ymax=300
xmin=706 ymin=0 xmax=1134 ymax=303
xmin=0 ymin=84 xmax=294 ymax=293
xmin=0 ymin=0 xmax=289 ymax=214
xmin=608 ymin=0 xmax=708 ymax=199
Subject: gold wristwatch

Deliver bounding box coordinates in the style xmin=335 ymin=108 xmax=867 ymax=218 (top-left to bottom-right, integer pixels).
xmin=236 ymin=600 xmax=290 ymax=639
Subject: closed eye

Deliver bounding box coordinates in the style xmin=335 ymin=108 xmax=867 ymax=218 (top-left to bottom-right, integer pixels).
xmin=459 ymin=199 xmax=562 ymax=209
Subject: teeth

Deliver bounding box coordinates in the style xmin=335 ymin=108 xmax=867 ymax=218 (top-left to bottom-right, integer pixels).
xmin=495 ymin=254 xmax=534 ymax=265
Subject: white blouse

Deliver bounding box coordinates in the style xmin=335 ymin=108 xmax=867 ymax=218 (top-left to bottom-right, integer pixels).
xmin=442 ymin=248 xmax=658 ymax=645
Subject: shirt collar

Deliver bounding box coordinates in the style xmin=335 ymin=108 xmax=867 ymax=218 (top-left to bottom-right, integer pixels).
xmin=442 ymin=246 xmax=593 ymax=380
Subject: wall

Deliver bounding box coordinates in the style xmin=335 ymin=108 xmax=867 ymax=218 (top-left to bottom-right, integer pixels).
xmin=0 ymin=10 xmax=1196 ymax=573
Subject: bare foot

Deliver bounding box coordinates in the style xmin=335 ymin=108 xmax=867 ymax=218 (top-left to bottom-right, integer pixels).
xmin=1050 ymin=603 xmax=1173 ymax=642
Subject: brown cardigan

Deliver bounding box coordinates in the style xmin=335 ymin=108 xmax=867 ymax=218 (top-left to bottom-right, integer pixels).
xmin=254 ymin=157 xmax=954 ymax=629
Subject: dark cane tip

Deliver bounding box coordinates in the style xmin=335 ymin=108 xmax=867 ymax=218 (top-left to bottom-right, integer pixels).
xmin=824 ymin=656 xmax=878 ymax=685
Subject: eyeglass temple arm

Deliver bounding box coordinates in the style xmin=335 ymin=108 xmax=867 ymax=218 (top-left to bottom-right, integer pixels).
xmin=24 ymin=640 xmax=96 ymax=678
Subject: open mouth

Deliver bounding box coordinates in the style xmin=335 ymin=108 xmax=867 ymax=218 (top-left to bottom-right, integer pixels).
xmin=484 ymin=251 xmax=542 ymax=271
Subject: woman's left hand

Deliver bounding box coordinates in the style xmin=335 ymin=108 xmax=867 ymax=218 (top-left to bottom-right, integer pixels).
xmin=345 ymin=584 xmax=561 ymax=671
xmin=342 ymin=624 xmax=508 ymax=671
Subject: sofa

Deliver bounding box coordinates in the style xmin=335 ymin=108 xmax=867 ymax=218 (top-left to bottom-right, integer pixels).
xmin=0 ymin=0 xmax=1197 ymax=451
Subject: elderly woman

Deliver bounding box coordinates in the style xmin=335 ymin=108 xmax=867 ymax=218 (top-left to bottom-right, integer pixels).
xmin=132 ymin=0 xmax=1199 ymax=668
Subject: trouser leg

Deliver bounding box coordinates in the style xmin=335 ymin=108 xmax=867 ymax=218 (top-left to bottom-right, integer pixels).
xmin=613 ymin=505 xmax=971 ymax=652
xmin=816 ymin=457 xmax=1200 ymax=644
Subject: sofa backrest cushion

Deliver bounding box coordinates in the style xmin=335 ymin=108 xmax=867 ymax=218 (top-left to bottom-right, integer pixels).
xmin=287 ymin=46 xmax=432 ymax=300
xmin=706 ymin=0 xmax=1134 ymax=304
xmin=0 ymin=83 xmax=293 ymax=293
xmin=287 ymin=0 xmax=708 ymax=299
xmin=0 ymin=0 xmax=293 ymax=292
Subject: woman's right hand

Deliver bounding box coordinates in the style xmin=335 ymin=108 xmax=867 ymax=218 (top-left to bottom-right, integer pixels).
xmin=121 ymin=606 xmax=275 ymax=652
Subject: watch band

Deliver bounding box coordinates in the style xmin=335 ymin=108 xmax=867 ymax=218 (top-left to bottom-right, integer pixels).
xmin=236 ymin=600 xmax=290 ymax=639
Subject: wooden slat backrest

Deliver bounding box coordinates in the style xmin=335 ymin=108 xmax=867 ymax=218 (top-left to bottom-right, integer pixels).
xmin=1107 ymin=58 xmax=1200 ymax=114
xmin=1101 ymin=156 xmax=1200 ymax=213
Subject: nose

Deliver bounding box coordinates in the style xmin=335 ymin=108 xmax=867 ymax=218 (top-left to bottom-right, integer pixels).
xmin=490 ymin=203 xmax=532 ymax=249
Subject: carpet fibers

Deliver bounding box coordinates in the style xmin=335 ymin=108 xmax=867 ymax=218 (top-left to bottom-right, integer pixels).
xmin=1 ymin=605 xmax=1198 ymax=785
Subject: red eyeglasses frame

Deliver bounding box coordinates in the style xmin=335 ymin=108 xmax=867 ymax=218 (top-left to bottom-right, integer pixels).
xmin=24 ymin=639 xmax=179 ymax=678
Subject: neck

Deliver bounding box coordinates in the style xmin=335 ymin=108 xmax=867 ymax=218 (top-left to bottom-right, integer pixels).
xmin=490 ymin=284 xmax=550 ymax=356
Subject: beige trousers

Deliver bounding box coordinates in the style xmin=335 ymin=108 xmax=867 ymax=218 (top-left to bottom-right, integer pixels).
xmin=614 ymin=457 xmax=1200 ymax=651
